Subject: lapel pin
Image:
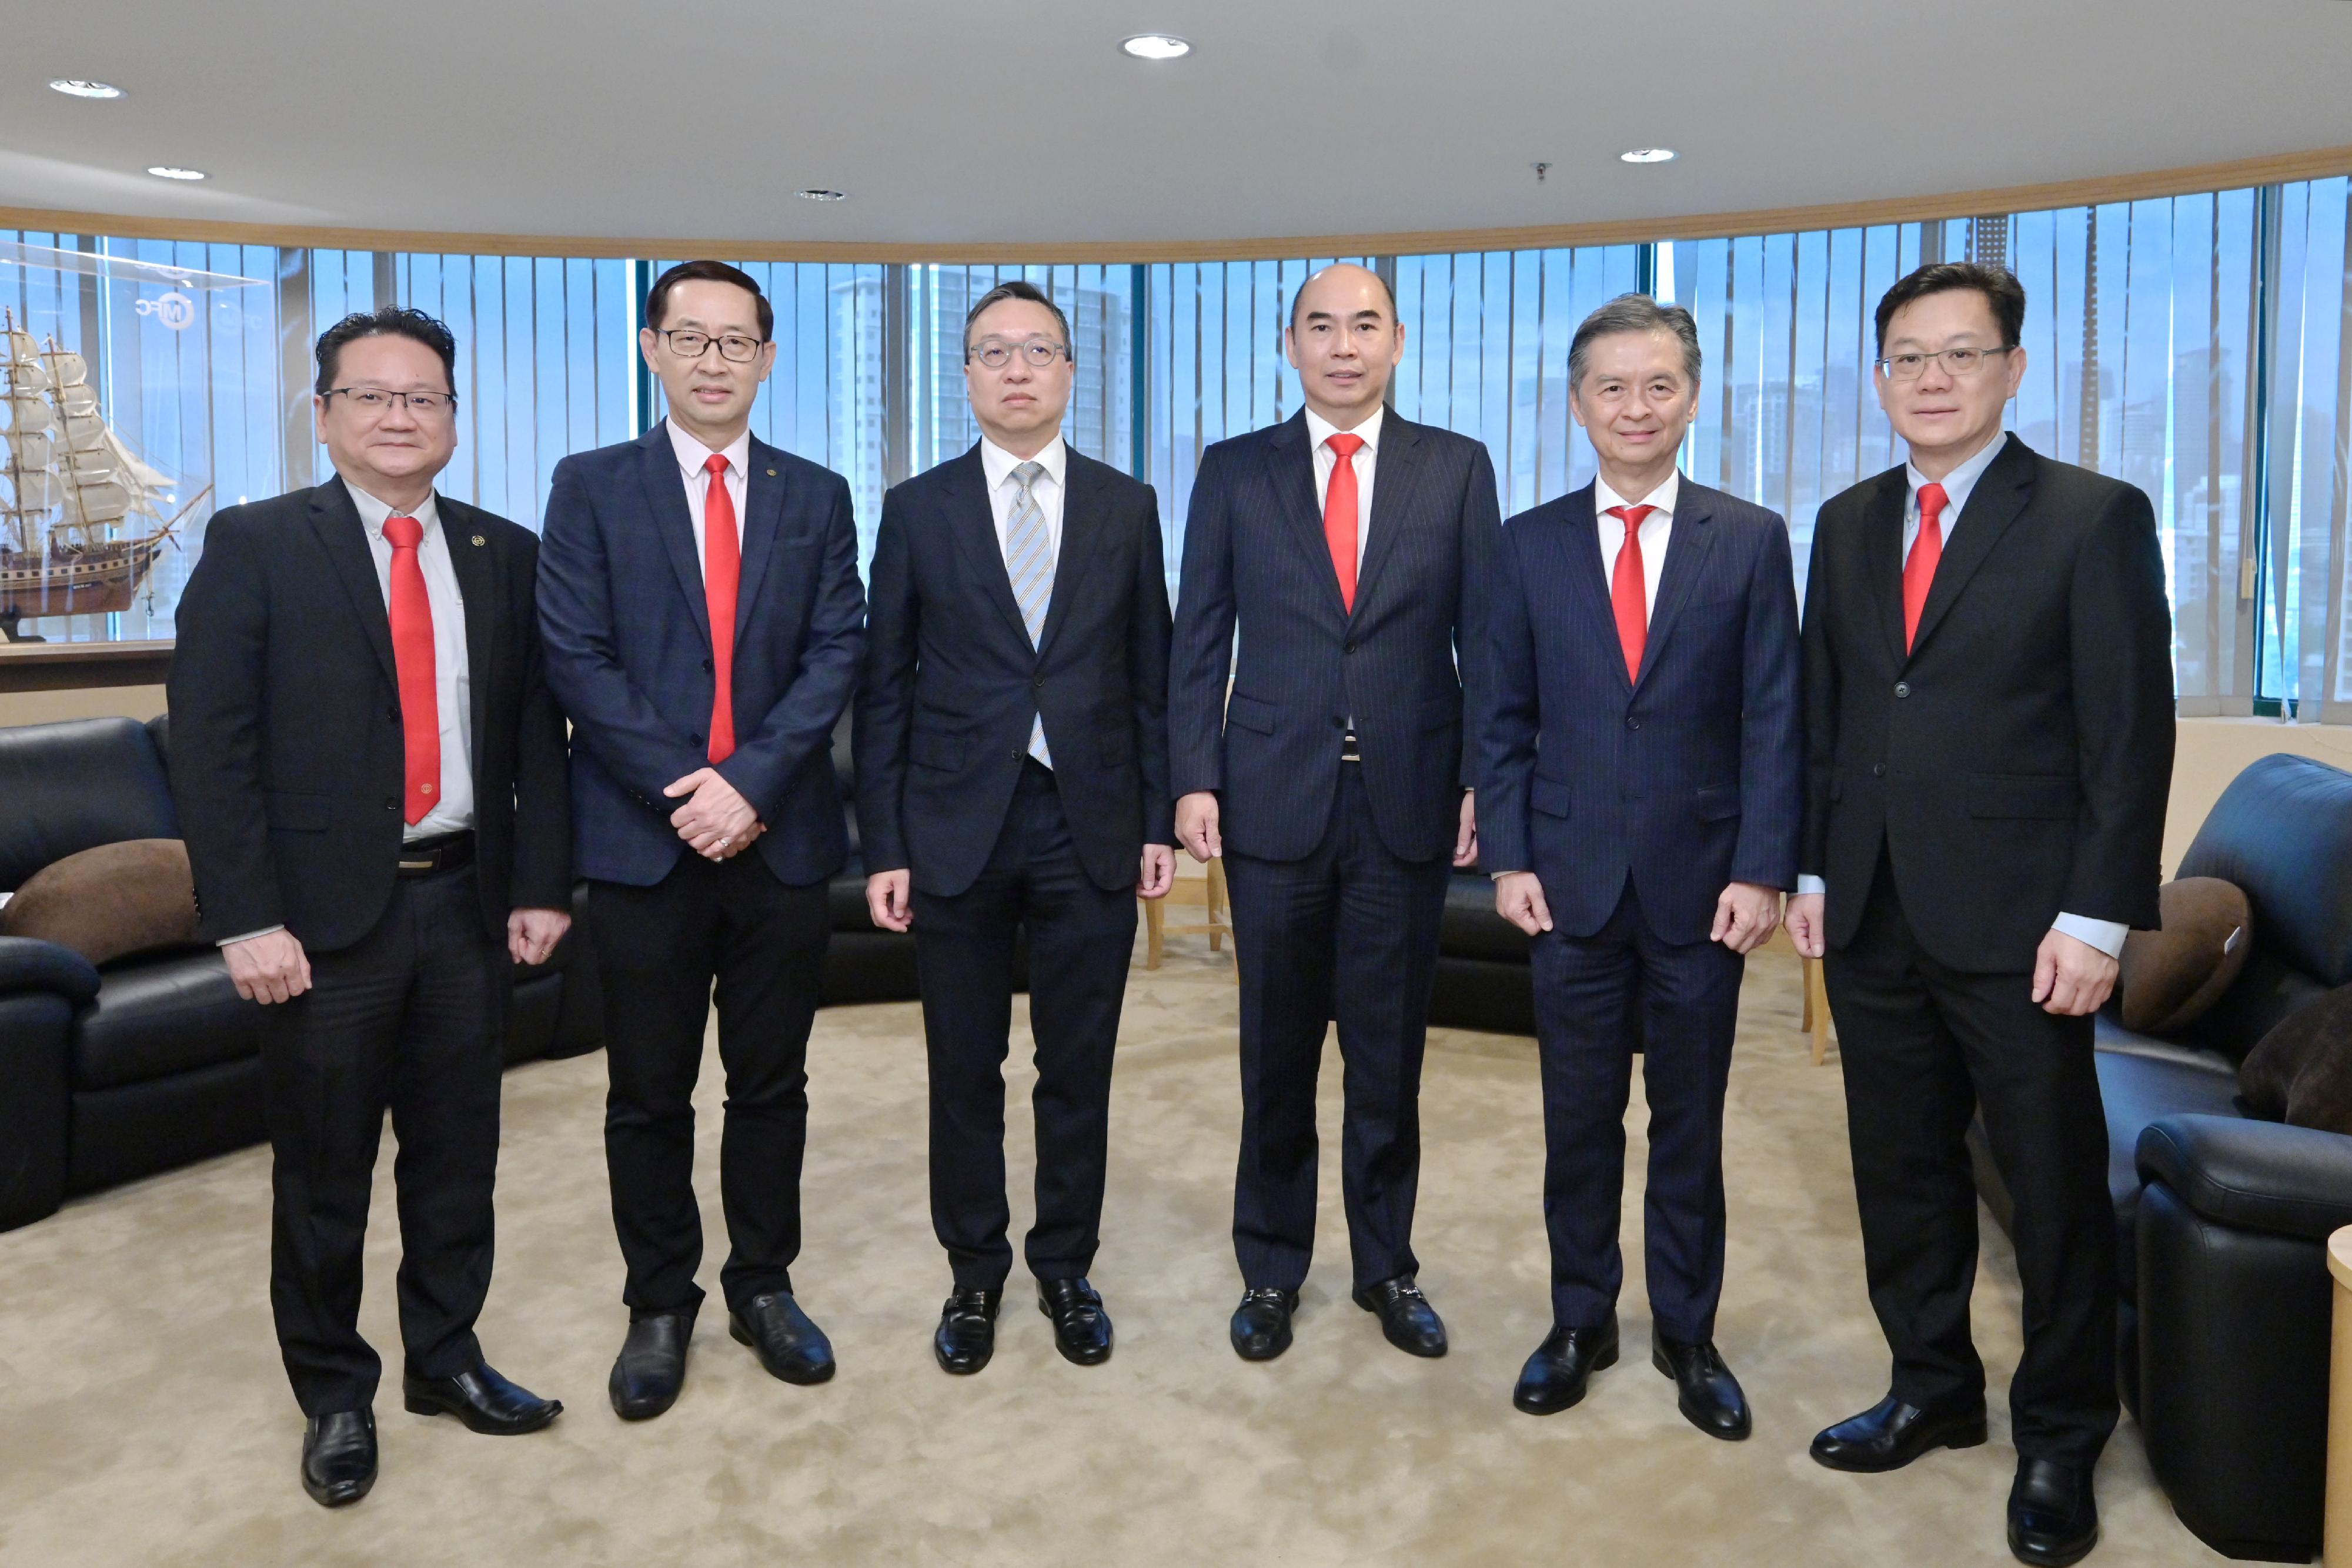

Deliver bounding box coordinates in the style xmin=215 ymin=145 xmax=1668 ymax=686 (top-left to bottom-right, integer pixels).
xmin=471 ymin=534 xmax=486 ymax=546
xmin=766 ymin=468 xmax=777 ymax=477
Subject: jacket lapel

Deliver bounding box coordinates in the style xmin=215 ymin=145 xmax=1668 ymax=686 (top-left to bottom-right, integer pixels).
xmin=943 ymin=446 xmax=1034 ymax=648
xmin=1266 ymin=413 xmax=1346 ymax=618
xmin=730 ymin=439 xmax=789 ymax=642
xmin=637 ymin=422 xmax=711 ymax=650
xmin=1036 ymin=453 xmax=1107 ymax=658
xmin=1906 ymin=434 xmax=2035 ymax=663
xmin=1350 ymin=414 xmax=1424 ymax=617
xmin=1559 ymin=485 xmax=1631 ymax=693
xmin=1633 ymin=483 xmax=1719 ymax=691
xmin=1864 ymin=466 xmax=1910 ymax=666
xmin=308 ymin=476 xmax=397 ymax=690
xmin=438 ymin=494 xmax=496 ymax=771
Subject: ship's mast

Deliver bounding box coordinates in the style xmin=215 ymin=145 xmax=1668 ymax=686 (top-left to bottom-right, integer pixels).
xmin=0 ymin=309 xmax=34 ymax=556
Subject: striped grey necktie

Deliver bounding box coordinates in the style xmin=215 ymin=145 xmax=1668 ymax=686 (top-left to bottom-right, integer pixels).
xmin=1004 ymin=459 xmax=1054 ymax=766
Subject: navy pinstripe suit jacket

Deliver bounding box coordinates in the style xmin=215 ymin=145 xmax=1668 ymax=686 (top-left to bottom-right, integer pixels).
xmin=1479 ymin=477 xmax=1803 ymax=944
xmin=1170 ymin=409 xmax=1500 ymax=864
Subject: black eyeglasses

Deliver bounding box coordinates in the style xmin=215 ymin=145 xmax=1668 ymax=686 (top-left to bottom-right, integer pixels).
xmin=654 ymin=328 xmax=765 ymax=363
xmin=323 ymin=386 xmax=457 ymax=415
xmin=965 ymin=338 xmax=1071 ymax=370
xmin=1873 ymin=345 xmax=2016 ymax=380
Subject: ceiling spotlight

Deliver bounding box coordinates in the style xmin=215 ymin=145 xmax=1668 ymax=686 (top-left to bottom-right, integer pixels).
xmin=146 ymin=166 xmax=206 ymax=181
xmin=797 ymin=189 xmax=846 ymax=202
xmin=1121 ymin=34 xmax=1191 ymax=60
xmin=1619 ymin=148 xmax=1677 ymax=165
xmin=49 ymin=79 xmax=123 ymax=99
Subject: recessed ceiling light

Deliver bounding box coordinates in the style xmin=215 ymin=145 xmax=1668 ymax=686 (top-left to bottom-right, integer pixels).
xmin=49 ymin=79 xmax=123 ymax=99
xmin=797 ymin=189 xmax=846 ymax=202
xmin=1619 ymin=148 xmax=1677 ymax=165
xmin=146 ymin=166 xmax=206 ymax=181
xmin=1121 ymin=34 xmax=1191 ymax=60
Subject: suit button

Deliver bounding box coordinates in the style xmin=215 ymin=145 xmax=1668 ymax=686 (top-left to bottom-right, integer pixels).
xmin=688 ymin=732 xmax=703 ymax=747
xmin=385 ymin=799 xmax=399 ymax=810
xmin=1873 ymin=763 xmax=1887 ymax=777
xmin=387 ymin=707 xmax=399 ymax=723
xmin=1625 ymin=716 xmax=1641 ymax=730
xmin=703 ymin=658 xmax=714 ymax=673
xmin=1894 ymin=681 xmax=1911 ymax=698
xmin=1011 ymin=748 xmax=1024 ymax=762
xmin=1343 ymin=641 xmax=1357 ymax=655
xmin=1034 ymin=676 xmax=1046 ymax=689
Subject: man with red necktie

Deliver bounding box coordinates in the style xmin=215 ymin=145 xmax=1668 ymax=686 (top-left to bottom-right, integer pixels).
xmin=170 ymin=306 xmax=573 ymax=1507
xmin=1171 ymin=263 xmax=1498 ymax=1363
xmin=1786 ymin=263 xmax=2173 ymax=1567
xmin=539 ymin=260 xmax=864 ymax=1423
xmin=1478 ymin=295 xmax=1800 ymax=1436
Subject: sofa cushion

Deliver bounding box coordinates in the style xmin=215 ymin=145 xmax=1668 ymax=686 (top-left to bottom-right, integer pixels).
xmin=0 ymin=717 xmax=179 ymax=893
xmin=2240 ymin=983 xmax=2352 ymax=1133
xmin=68 ymin=948 xmax=262 ymax=1091
xmin=0 ymin=839 xmax=198 ymax=965
xmin=2176 ymin=754 xmax=2352 ymax=989
xmin=2117 ymin=878 xmax=2250 ymax=1035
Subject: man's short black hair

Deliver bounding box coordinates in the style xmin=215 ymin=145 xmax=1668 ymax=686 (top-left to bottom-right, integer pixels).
xmin=646 ymin=259 xmax=774 ymax=341
xmin=963 ymin=279 xmax=1072 ymax=358
xmin=313 ymin=306 xmax=457 ymax=396
xmin=1288 ymin=265 xmax=1398 ymax=332
xmin=1873 ymin=262 xmax=2026 ymax=357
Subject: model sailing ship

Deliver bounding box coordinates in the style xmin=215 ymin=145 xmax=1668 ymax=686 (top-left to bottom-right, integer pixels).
xmin=1 ymin=309 xmax=209 ymax=640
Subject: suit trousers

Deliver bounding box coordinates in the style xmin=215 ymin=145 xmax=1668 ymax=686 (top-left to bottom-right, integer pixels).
xmin=1532 ymin=877 xmax=1744 ymax=1342
xmin=911 ymin=758 xmax=1138 ymax=1292
xmin=260 ymin=862 xmax=505 ymax=1417
xmin=1225 ymin=765 xmax=1451 ymax=1292
xmin=1825 ymin=852 xmax=2119 ymax=1466
xmin=589 ymin=852 xmax=830 ymax=1319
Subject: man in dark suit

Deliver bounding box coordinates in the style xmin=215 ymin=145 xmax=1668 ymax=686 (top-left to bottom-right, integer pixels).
xmin=1171 ymin=263 xmax=1497 ymax=1362
xmin=1481 ymin=295 xmax=1800 ymax=1437
xmin=170 ymin=306 xmax=572 ymax=1508
xmin=856 ymin=280 xmax=1174 ymax=1375
xmin=1786 ymin=263 xmax=2173 ymax=1567
xmin=538 ymin=260 xmax=864 ymax=1422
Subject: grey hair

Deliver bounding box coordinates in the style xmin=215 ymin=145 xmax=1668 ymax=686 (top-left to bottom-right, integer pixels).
xmin=1566 ymin=293 xmax=1702 ymax=392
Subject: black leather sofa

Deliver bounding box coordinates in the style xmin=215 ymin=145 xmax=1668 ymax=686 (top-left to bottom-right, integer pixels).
xmin=1972 ymin=753 xmax=2352 ymax=1562
xmin=1432 ymin=871 xmax=1536 ymax=1035
xmin=0 ymin=715 xmax=600 ymax=1235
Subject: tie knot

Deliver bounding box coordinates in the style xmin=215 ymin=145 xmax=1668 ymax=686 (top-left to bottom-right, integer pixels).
xmin=1918 ymin=482 xmax=1948 ymax=524
xmin=383 ymin=514 xmax=420 ymax=549
xmin=1606 ymin=504 xmax=1656 ymax=529
xmin=1325 ymin=432 xmax=1365 ymax=461
xmin=1013 ymin=460 xmax=1045 ymax=491
xmin=704 ymin=453 xmax=729 ymax=477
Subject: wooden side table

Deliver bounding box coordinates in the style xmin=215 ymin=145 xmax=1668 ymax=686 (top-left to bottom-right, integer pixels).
xmin=2327 ymin=1226 xmax=2352 ymax=1564
xmin=1142 ymin=858 xmax=1233 ymax=978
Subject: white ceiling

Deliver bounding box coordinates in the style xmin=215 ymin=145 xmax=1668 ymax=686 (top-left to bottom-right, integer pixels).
xmin=7 ymin=1 xmax=2352 ymax=249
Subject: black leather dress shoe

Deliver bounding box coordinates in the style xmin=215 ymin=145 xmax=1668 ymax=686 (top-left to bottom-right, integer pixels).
xmin=730 ymin=1293 xmax=836 ymax=1385
xmin=609 ymin=1312 xmax=690 ymax=1421
xmin=2008 ymin=1457 xmax=2099 ymax=1566
xmin=1512 ymin=1319 xmax=1619 ymax=1415
xmin=1353 ymin=1274 xmax=1447 ymax=1358
xmin=1809 ymin=1392 xmax=1989 ymax=1473
xmin=1037 ymin=1277 xmax=1114 ymax=1366
xmin=401 ymin=1362 xmax=562 ymax=1435
xmin=936 ymin=1288 xmax=1001 ymax=1375
xmin=1231 ymin=1287 xmax=1299 ymax=1361
xmin=1652 ymin=1333 xmax=1751 ymax=1440
xmin=300 ymin=1409 xmax=376 ymax=1508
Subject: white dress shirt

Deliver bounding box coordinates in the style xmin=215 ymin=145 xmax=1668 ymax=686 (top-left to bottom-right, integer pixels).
xmin=980 ymin=433 xmax=1068 ymax=567
xmin=1795 ymin=429 xmax=2126 ymax=959
xmin=1305 ymin=404 xmax=1382 ymax=570
xmin=1593 ymin=470 xmax=1678 ymax=622
xmin=666 ymin=419 xmax=753 ymax=574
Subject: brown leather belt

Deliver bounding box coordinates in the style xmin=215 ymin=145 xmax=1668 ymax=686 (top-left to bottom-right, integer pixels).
xmin=397 ymin=830 xmax=475 ymax=877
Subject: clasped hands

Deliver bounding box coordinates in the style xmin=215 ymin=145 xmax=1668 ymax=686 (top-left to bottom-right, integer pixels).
xmin=1494 ymin=873 xmax=1783 ymax=955
xmin=1784 ymin=894 xmax=2118 ymax=1016
xmin=666 ymin=766 xmax=762 ymax=861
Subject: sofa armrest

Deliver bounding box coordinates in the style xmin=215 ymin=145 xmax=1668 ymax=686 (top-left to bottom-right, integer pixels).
xmin=0 ymin=936 xmax=101 ymax=1005
xmin=2137 ymin=1114 xmax=2352 ymax=1243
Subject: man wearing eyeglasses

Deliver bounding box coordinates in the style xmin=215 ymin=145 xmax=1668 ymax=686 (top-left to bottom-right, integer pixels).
xmin=856 ymin=280 xmax=1172 ymax=1374
xmin=1786 ymin=263 xmax=2173 ymax=1567
xmin=539 ymin=260 xmax=864 ymax=1421
xmin=171 ymin=306 xmax=573 ymax=1507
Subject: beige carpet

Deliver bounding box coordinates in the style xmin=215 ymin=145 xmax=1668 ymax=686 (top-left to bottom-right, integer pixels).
xmin=0 ymin=939 xmax=2227 ymax=1567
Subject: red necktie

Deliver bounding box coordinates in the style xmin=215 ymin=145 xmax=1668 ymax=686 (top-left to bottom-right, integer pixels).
xmin=702 ymin=453 xmax=739 ymax=764
xmin=1324 ymin=432 xmax=1365 ymax=612
xmin=382 ymin=514 xmax=440 ymax=825
xmin=1903 ymin=482 xmax=1947 ymax=653
xmin=1606 ymin=504 xmax=1655 ymax=683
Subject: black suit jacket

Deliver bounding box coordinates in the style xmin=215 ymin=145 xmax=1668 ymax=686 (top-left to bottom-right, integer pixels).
xmin=1481 ymin=478 xmax=1802 ymax=944
xmin=168 ymin=477 xmax=571 ymax=952
xmin=855 ymin=445 xmax=1172 ymax=898
xmin=1800 ymin=434 xmax=2174 ymax=972
xmin=1169 ymin=410 xmax=1499 ymax=863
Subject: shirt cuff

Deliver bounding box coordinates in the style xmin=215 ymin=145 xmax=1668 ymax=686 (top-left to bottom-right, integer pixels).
xmin=216 ymin=925 xmax=286 ymax=947
xmin=2052 ymin=913 xmax=2129 ymax=959
xmin=1795 ymin=874 xmax=1827 ymax=897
